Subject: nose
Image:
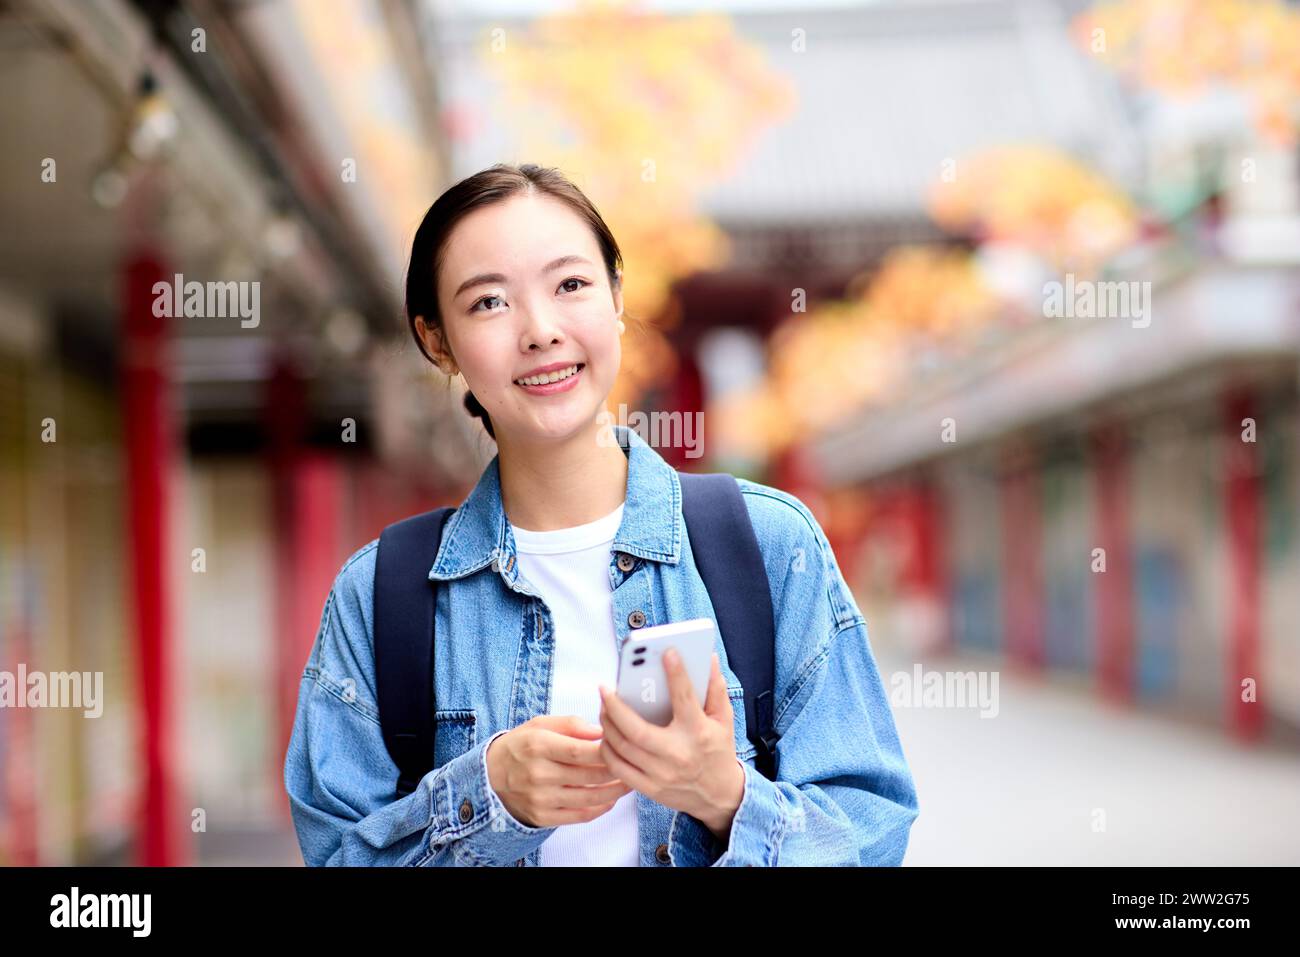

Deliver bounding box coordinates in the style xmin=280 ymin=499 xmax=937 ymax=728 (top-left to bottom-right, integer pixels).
xmin=518 ymin=301 xmax=565 ymax=352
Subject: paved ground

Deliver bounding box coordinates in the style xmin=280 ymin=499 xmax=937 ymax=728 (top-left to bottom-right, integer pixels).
xmin=879 ymin=648 xmax=1300 ymax=865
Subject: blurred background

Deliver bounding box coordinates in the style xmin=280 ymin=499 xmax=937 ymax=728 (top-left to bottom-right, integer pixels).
xmin=1 ymin=0 xmax=1298 ymax=866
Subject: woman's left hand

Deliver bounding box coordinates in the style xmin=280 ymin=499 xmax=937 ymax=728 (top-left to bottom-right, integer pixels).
xmin=598 ymin=649 xmax=746 ymax=840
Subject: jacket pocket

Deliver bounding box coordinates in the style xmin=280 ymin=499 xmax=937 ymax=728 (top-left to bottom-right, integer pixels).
xmin=728 ymin=687 xmax=757 ymax=762
xmin=433 ymin=709 xmax=477 ymax=770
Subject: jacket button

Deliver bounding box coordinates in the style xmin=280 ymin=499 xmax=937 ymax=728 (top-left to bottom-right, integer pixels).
xmin=655 ymin=843 xmax=671 ymax=865
xmin=616 ymin=552 xmax=635 ymax=572
xmin=458 ymin=798 xmax=473 ymax=823
xmin=628 ymin=609 xmax=646 ymax=628
xmin=490 ymin=558 xmax=499 ymax=573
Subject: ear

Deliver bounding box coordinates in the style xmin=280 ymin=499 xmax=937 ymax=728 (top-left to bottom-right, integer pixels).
xmin=611 ymin=270 xmax=624 ymax=322
xmin=416 ymin=315 xmax=458 ymax=375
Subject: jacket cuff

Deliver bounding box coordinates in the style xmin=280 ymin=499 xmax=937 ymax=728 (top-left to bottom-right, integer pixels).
xmin=667 ymin=759 xmax=786 ymax=866
xmin=423 ymin=728 xmax=556 ymax=865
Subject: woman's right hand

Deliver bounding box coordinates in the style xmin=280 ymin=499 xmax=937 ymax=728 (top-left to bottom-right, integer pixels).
xmin=485 ymin=715 xmax=633 ymax=827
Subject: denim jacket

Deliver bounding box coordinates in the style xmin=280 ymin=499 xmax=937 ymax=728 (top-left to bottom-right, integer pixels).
xmin=283 ymin=424 xmax=919 ymax=866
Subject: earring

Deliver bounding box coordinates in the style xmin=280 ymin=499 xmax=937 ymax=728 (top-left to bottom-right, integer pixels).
xmin=616 ymin=319 xmax=626 ymax=335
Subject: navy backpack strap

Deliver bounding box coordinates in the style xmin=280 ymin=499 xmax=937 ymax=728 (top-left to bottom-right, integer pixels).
xmin=374 ymin=506 xmax=455 ymax=798
xmin=678 ymin=472 xmax=779 ymax=781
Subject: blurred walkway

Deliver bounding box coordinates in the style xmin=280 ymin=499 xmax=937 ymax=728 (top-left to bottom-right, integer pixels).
xmin=883 ymin=648 xmax=1300 ymax=865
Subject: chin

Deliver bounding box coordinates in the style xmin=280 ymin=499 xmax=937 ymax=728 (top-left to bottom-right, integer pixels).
xmin=517 ymin=404 xmax=608 ymax=445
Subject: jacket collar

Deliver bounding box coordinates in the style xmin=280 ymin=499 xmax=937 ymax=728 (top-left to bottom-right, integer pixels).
xmin=428 ymin=423 xmax=682 ymax=584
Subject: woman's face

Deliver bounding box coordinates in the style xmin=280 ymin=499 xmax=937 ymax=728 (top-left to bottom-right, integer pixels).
xmin=422 ymin=192 xmax=623 ymax=446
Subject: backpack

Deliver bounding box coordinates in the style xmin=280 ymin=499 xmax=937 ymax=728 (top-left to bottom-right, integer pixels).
xmin=373 ymin=471 xmax=778 ymax=799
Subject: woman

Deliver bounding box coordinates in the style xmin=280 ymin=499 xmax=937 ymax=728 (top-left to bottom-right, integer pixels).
xmin=283 ymin=163 xmax=919 ymax=866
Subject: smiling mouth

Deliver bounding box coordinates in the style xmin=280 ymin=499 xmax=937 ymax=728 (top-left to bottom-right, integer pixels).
xmin=513 ymin=363 xmax=585 ymax=387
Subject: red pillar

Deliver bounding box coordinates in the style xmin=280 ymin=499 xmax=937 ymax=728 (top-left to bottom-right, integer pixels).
xmin=771 ymin=439 xmax=825 ymax=519
xmin=289 ymin=452 xmax=345 ymax=705
xmin=1224 ymin=390 xmax=1263 ymax=741
xmin=852 ymin=480 xmax=947 ymax=654
xmin=660 ymin=351 xmax=704 ymax=473
xmin=121 ymin=251 xmax=185 ymax=865
xmin=910 ymin=479 xmax=950 ymax=654
xmin=267 ymin=357 xmax=346 ymax=815
xmin=1092 ymin=425 xmax=1134 ymax=703
xmin=268 ymin=356 xmax=304 ymax=815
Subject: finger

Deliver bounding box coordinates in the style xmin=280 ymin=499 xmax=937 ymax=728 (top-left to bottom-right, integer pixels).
xmin=663 ymin=646 xmax=703 ymax=725
xmin=599 ymin=696 xmax=665 ymax=775
xmin=538 ymin=731 xmax=608 ymax=767
xmin=599 ymin=737 xmax=653 ymax=795
xmin=703 ymin=652 xmax=730 ymax=718
xmin=547 ymin=758 xmax=629 ymax=787
xmin=534 ymin=714 xmax=604 ymax=738
xmin=562 ymin=714 xmax=606 ymax=738
xmin=553 ymin=779 xmax=633 ymax=809
xmin=597 ymin=682 xmax=651 ymax=743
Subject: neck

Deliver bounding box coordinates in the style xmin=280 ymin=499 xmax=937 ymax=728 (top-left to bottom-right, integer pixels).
xmin=496 ymin=416 xmax=629 ymax=531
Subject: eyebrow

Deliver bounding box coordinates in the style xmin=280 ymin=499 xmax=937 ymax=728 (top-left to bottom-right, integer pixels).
xmin=453 ymin=255 xmax=595 ymax=300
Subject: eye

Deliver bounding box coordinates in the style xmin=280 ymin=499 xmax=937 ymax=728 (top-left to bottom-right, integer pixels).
xmin=559 ymin=277 xmax=590 ymax=294
xmin=469 ymin=293 xmax=505 ymax=314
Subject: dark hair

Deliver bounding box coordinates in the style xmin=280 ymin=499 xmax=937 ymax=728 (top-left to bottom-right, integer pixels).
xmin=403 ymin=163 xmax=627 ymax=441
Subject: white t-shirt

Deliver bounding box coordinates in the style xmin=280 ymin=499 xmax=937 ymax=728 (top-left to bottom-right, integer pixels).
xmin=509 ymin=501 xmax=640 ymax=867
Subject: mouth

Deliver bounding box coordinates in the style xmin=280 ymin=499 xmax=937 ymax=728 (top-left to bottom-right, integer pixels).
xmin=513 ymin=363 xmax=584 ymax=395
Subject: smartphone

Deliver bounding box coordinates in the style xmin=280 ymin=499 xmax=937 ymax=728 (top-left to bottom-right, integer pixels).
xmin=615 ymin=617 xmax=717 ymax=726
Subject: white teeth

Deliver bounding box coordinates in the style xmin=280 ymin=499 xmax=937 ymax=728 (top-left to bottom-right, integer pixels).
xmin=515 ymin=364 xmax=579 ymax=386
